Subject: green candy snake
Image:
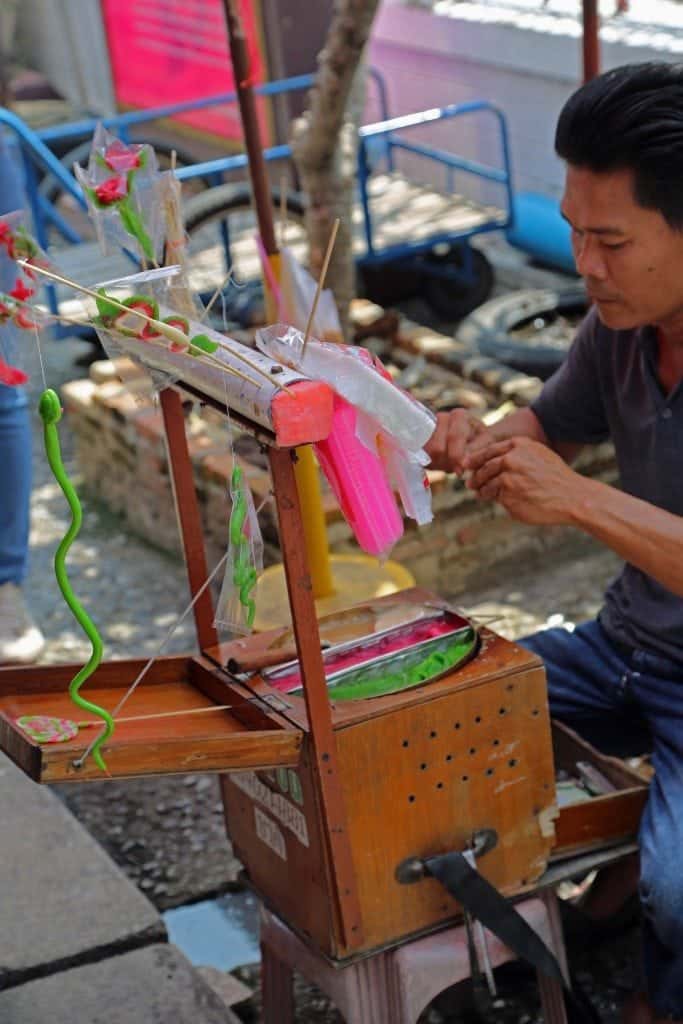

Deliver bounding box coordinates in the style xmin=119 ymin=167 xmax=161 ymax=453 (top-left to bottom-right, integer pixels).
xmin=39 ymin=388 xmax=114 ymax=772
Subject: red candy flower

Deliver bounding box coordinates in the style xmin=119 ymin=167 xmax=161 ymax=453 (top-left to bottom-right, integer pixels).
xmin=10 ymin=279 xmax=34 ymax=302
xmin=104 ymin=144 xmax=142 ymax=173
xmin=13 ymin=309 xmax=37 ymax=330
xmin=94 ymin=176 xmax=128 ymax=206
xmin=0 ymin=357 xmax=28 ymax=386
xmin=0 ymin=221 xmax=12 ymax=248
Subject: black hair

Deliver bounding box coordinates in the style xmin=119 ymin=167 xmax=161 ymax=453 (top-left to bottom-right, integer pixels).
xmin=555 ymin=62 xmax=683 ymax=229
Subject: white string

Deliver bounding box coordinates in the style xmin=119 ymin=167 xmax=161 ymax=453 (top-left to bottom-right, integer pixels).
xmin=32 ymin=321 xmax=47 ymax=391
xmin=72 ymin=549 xmax=228 ymax=769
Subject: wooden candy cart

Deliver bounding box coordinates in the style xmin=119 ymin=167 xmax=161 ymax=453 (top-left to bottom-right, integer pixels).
xmin=0 ymin=366 xmax=647 ymax=963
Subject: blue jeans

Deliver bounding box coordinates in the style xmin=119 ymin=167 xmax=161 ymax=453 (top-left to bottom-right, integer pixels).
xmin=520 ymin=620 xmax=683 ymax=1018
xmin=0 ymin=132 xmax=31 ymax=586
xmin=0 ymin=382 xmax=31 ymax=585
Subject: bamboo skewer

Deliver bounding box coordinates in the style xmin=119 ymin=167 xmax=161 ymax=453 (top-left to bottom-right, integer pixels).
xmin=200 ymin=267 xmax=237 ymax=324
xmin=76 ymin=703 xmax=237 ymax=728
xmin=302 ymin=217 xmax=340 ymax=358
xmin=21 ymin=261 xmax=287 ymax=392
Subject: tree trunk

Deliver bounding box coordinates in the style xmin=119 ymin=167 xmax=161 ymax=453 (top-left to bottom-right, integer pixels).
xmin=290 ymin=0 xmax=381 ymax=341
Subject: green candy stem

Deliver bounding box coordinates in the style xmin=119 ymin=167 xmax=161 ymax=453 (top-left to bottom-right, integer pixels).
xmin=229 ymin=466 xmax=257 ymax=628
xmin=39 ymin=389 xmax=114 ymax=772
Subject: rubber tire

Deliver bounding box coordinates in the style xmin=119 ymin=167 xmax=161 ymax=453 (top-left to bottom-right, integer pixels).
xmin=422 ymin=246 xmax=495 ymax=322
xmin=183 ymin=183 xmax=307 ymax=296
xmin=183 ymin=182 xmax=306 ymax=234
xmin=455 ymin=284 xmax=588 ymax=379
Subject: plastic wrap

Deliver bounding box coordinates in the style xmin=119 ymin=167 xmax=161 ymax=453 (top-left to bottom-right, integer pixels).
xmin=74 ymin=126 xmax=165 ymax=266
xmin=256 ymin=323 xmax=435 ymax=453
xmin=214 ymin=464 xmax=264 ymax=633
xmin=91 ymin=277 xmax=333 ymax=445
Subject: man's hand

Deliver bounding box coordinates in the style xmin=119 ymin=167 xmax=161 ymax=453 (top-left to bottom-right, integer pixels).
xmin=425 ymin=410 xmax=496 ymax=475
xmin=466 ymin=437 xmax=585 ymax=525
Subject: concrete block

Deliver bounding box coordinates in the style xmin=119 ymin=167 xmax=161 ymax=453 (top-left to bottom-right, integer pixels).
xmin=0 ymin=945 xmax=241 ymax=1023
xmin=0 ymin=754 xmax=164 ymax=988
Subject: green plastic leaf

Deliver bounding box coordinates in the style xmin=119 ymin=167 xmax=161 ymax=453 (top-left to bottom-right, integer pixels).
xmin=190 ymin=333 xmax=219 ymax=356
xmin=95 ymin=288 xmax=121 ymax=320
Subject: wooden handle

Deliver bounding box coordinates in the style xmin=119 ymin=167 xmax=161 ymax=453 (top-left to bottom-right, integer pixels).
xmin=227 ymin=645 xmax=300 ymax=674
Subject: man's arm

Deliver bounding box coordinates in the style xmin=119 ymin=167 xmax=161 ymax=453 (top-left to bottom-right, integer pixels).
xmin=468 ymin=437 xmax=683 ymax=598
xmin=425 ymin=406 xmax=582 ymax=474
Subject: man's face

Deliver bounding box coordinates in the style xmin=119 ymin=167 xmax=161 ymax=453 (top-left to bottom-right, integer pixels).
xmin=561 ymin=165 xmax=683 ymax=330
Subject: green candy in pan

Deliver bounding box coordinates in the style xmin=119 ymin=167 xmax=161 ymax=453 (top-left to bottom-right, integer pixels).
xmin=293 ymin=628 xmax=478 ymax=702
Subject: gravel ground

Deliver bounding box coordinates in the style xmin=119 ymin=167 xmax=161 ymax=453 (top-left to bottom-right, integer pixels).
xmin=21 ymin=335 xmax=639 ymax=1022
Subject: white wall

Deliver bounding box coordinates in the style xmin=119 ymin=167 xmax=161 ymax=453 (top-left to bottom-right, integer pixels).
xmin=17 ymin=0 xmax=115 ymax=115
xmin=369 ymin=1 xmax=683 ymax=199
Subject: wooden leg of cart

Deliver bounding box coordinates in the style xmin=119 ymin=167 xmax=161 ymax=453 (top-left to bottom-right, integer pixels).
xmin=537 ymin=890 xmax=569 ymax=1024
xmin=260 ymin=938 xmax=295 ymax=1024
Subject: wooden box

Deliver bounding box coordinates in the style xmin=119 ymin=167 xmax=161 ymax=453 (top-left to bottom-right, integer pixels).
xmin=220 ymin=624 xmax=559 ymax=958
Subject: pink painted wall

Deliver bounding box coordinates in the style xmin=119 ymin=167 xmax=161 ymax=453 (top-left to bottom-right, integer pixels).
xmin=102 ymin=0 xmax=269 ymax=142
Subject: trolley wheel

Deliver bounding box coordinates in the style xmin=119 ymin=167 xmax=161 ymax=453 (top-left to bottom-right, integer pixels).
xmin=421 ymin=245 xmax=494 ymax=322
xmin=182 ymin=183 xmax=308 ymax=308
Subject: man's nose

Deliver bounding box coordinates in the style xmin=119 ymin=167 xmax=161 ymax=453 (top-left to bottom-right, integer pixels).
xmin=573 ymin=234 xmax=607 ymax=279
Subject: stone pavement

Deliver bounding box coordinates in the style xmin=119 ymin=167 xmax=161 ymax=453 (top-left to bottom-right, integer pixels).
xmin=0 ymin=749 xmax=245 ymax=1021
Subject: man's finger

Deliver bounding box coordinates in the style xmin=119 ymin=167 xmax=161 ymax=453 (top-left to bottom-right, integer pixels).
xmin=447 ymin=416 xmax=480 ymax=474
xmin=465 ymin=438 xmax=514 ymax=470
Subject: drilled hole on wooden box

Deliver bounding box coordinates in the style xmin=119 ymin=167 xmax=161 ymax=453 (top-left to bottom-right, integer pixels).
xmin=445 ymin=754 xmax=453 ymax=762
xmin=469 ymin=747 xmax=477 ymax=755
xmin=485 ymin=767 xmax=495 ymax=777
xmin=429 ymin=730 xmax=438 ymax=738
xmin=461 ymin=774 xmax=469 ymax=782
xmin=420 ymin=762 xmax=428 ymax=770
xmin=499 ymin=707 xmax=508 ymax=716
xmin=402 ymin=739 xmax=410 ymax=747
xmin=474 ymin=715 xmax=482 ymax=723
xmin=454 ymin=722 xmax=461 ymax=730
xmin=493 ymin=739 xmax=500 ymax=747
xmin=436 ymin=781 xmax=444 ymax=790
xmin=408 ymin=794 xmax=416 ymax=803
xmin=509 ymin=758 xmax=519 ymax=768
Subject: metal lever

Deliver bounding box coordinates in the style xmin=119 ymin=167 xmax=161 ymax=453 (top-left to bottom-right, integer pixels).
xmin=394 ymin=827 xmax=498 ymax=885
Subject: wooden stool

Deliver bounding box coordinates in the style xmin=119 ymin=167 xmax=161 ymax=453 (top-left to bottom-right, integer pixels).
xmin=260 ymin=889 xmax=569 ymax=1024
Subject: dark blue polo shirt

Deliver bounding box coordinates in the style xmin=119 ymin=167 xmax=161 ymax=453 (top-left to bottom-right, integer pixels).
xmin=531 ymin=306 xmax=683 ymax=661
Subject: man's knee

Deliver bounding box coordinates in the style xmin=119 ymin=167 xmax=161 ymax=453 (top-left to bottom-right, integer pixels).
xmin=640 ymin=857 xmax=683 ymax=949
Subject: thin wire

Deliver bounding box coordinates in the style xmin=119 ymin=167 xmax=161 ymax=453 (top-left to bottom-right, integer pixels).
xmin=73 ymin=549 xmax=229 ymax=769
xmin=32 ymin=321 xmax=47 ymax=391
xmin=200 ymin=265 xmax=238 ymax=323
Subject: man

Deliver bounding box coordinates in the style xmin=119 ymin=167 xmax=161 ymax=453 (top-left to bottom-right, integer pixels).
xmin=426 ymin=63 xmax=683 ymax=1023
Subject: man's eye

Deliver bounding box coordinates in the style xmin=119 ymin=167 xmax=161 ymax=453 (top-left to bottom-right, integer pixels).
xmin=602 ymin=240 xmax=627 ymax=250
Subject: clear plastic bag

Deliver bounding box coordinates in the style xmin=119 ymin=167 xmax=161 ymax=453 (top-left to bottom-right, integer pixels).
xmin=214 ymin=463 xmax=264 ymax=634
xmin=74 ymin=125 xmax=165 ymax=266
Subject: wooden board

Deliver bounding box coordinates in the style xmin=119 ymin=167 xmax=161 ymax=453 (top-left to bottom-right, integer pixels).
xmin=0 ymin=655 xmax=302 ymax=783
